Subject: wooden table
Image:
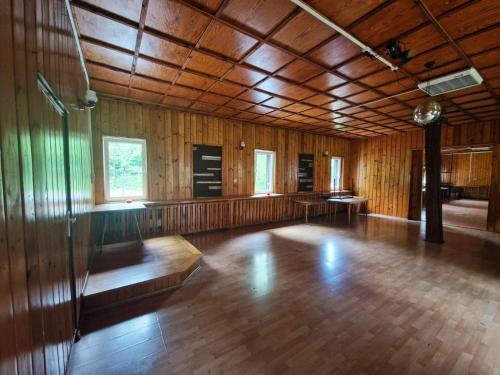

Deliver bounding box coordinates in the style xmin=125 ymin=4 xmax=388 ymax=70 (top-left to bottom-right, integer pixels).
xmin=91 ymin=202 xmax=147 ymax=252
xmin=293 ymin=200 xmax=325 ymax=223
xmin=321 ymin=190 xmax=353 ymax=199
xmin=327 ymin=197 xmax=368 ymax=224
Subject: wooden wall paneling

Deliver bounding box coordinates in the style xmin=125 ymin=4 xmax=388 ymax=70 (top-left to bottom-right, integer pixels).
xmin=96 ymin=192 xmax=333 ymax=243
xmin=351 ymin=121 xmax=500 ymax=232
xmin=403 ymin=132 xmax=416 ymax=218
xmin=91 ymin=98 xmax=355 ymax=242
xmin=165 ymin=109 xmax=174 ymax=200
xmin=1 ymin=0 xmax=35 ymax=372
xmin=0 ymin=3 xmax=25 ymax=373
xmin=92 ymin=97 xmax=352 ymax=203
xmin=471 ymin=152 xmax=492 ymax=186
xmin=0 ymin=149 xmax=18 ymax=375
xmin=487 ymin=144 xmax=500 ymax=232
xmin=16 ymin=0 xmax=53 ymax=371
xmin=443 ymin=152 xmax=493 ymax=188
xmin=1 ymin=0 xmax=94 ymax=374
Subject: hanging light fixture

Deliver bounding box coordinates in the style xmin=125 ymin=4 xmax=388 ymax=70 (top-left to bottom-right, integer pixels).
xmin=414 ymin=61 xmax=443 ymax=125
xmin=413 ymin=100 xmax=442 ymax=125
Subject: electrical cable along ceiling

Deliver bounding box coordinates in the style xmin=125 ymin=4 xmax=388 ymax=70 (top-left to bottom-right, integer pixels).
xmin=71 ymin=0 xmax=500 ymax=138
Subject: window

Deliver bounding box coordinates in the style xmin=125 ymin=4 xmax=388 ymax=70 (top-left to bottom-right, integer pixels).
xmin=254 ymin=150 xmax=275 ymax=194
xmin=331 ymin=156 xmax=342 ymax=191
xmin=103 ymin=136 xmax=147 ymax=201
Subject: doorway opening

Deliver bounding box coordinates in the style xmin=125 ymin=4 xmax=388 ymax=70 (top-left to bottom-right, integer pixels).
xmin=418 ymin=145 xmax=493 ymax=231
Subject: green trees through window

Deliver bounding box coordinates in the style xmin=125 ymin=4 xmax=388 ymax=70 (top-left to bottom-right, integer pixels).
xmin=255 ymin=150 xmax=275 ymax=194
xmin=331 ymin=157 xmax=342 ymax=191
xmin=104 ymin=136 xmax=147 ymax=200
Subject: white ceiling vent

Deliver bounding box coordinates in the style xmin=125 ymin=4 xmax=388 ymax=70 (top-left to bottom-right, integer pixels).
xmin=418 ymin=68 xmax=483 ymax=96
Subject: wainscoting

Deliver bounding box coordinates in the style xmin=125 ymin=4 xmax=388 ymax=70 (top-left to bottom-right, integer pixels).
xmin=92 ymin=193 xmax=335 ymax=244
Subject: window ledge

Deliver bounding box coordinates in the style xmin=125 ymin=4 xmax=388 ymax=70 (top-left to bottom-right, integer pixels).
xmin=250 ymin=193 xmax=283 ymax=198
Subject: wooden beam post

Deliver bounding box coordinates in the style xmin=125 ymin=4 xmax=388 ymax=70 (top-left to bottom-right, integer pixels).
xmin=424 ymin=120 xmax=444 ymax=243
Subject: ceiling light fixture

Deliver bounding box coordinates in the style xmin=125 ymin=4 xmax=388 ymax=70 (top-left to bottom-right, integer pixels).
xmin=414 ymin=62 xmax=443 ymax=126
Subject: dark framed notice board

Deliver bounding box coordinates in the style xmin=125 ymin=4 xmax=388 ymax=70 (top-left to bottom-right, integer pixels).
xmin=193 ymin=144 xmax=222 ymax=197
xmin=298 ymin=153 xmax=314 ymax=192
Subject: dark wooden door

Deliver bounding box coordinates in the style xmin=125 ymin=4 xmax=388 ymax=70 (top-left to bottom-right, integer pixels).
xmin=408 ymin=149 xmax=424 ymax=220
xmin=33 ymin=75 xmax=77 ymax=371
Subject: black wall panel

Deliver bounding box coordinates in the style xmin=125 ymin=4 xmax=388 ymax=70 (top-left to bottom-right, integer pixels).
xmin=298 ymin=153 xmax=314 ymax=192
xmin=193 ymin=145 xmax=222 ymax=197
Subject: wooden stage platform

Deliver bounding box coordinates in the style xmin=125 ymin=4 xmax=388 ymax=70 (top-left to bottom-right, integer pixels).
xmin=84 ymin=236 xmax=202 ymax=311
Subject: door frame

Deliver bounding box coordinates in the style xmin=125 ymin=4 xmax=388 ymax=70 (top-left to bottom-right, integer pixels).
xmin=408 ymin=149 xmax=424 ymax=220
xmin=37 ymin=73 xmax=79 ymax=339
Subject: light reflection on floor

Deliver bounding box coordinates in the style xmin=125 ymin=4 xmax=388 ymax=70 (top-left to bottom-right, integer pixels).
xmin=251 ymin=251 xmax=274 ymax=297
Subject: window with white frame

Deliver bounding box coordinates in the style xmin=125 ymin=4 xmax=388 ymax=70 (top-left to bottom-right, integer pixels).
xmin=103 ymin=136 xmax=147 ymax=201
xmin=254 ymin=150 xmax=275 ymax=194
xmin=331 ymin=156 xmax=343 ymax=191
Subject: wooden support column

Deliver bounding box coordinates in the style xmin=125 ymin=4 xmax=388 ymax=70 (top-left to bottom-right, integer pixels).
xmin=424 ymin=120 xmax=444 ymax=243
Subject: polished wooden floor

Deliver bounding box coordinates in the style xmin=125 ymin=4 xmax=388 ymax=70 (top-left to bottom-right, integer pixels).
xmin=84 ymin=236 xmax=202 ymax=311
xmin=70 ymin=215 xmax=500 ymax=374
xmin=442 ymin=199 xmax=489 ymax=231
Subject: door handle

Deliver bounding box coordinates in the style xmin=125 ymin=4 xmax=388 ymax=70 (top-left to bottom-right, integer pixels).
xmin=67 ymin=211 xmax=77 ymax=237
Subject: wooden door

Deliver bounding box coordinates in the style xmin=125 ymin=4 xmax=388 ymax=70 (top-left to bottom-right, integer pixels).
xmin=408 ymin=150 xmax=424 ymax=220
xmin=33 ymin=74 xmax=77 ymax=373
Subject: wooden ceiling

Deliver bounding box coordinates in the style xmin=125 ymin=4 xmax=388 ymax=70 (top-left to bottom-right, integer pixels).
xmin=72 ymin=0 xmax=500 ymax=138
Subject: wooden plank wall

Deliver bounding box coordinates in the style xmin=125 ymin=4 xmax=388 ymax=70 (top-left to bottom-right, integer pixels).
xmin=96 ymin=193 xmax=333 ymax=244
xmin=441 ymin=152 xmax=492 ymax=187
xmin=351 ymin=121 xmax=500 ymax=232
xmin=489 ymin=144 xmax=500 ymax=232
xmin=351 ymin=131 xmax=423 ymax=218
xmin=0 ymin=0 xmax=93 ymax=374
xmin=92 ymin=97 xmax=352 ymax=204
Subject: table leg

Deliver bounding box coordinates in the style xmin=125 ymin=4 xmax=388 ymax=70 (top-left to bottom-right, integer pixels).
xmin=100 ymin=214 xmax=108 ymax=254
xmin=305 ymin=205 xmax=309 ymax=223
xmin=348 ymin=203 xmax=351 ymax=224
xmin=134 ymin=211 xmax=143 ymax=245
xmin=334 ymin=203 xmax=337 ymax=223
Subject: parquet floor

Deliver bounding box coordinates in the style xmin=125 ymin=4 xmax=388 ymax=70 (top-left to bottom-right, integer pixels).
xmin=442 ymin=199 xmax=488 ymax=231
xmin=69 ymin=215 xmax=500 ymax=374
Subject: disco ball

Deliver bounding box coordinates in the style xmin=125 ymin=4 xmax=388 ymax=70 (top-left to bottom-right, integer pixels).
xmin=413 ymin=100 xmax=442 ymax=125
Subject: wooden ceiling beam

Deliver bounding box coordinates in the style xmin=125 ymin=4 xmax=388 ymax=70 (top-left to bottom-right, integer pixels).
xmin=312 ymin=0 xmax=480 ymax=76
xmin=72 ymin=0 xmax=416 ymax=132
xmin=340 ymin=46 xmax=500 ymax=113
xmin=161 ymin=0 xmax=232 ymax=102
xmin=101 ymin=89 xmax=348 ymax=134
xmin=268 ymin=0 xmax=399 ymax=92
xmin=79 ymin=42 xmax=394 ymax=138
xmin=338 ymin=21 xmax=500 ymax=104
xmin=96 ymin=92 xmax=348 ymax=137
xmin=85 ymin=53 xmax=385 ymax=137
xmin=176 ymin=0 xmax=418 ymax=127
xmin=91 ymin=75 xmax=358 ymax=137
xmin=73 ymin=0 xmax=499 ymax=134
